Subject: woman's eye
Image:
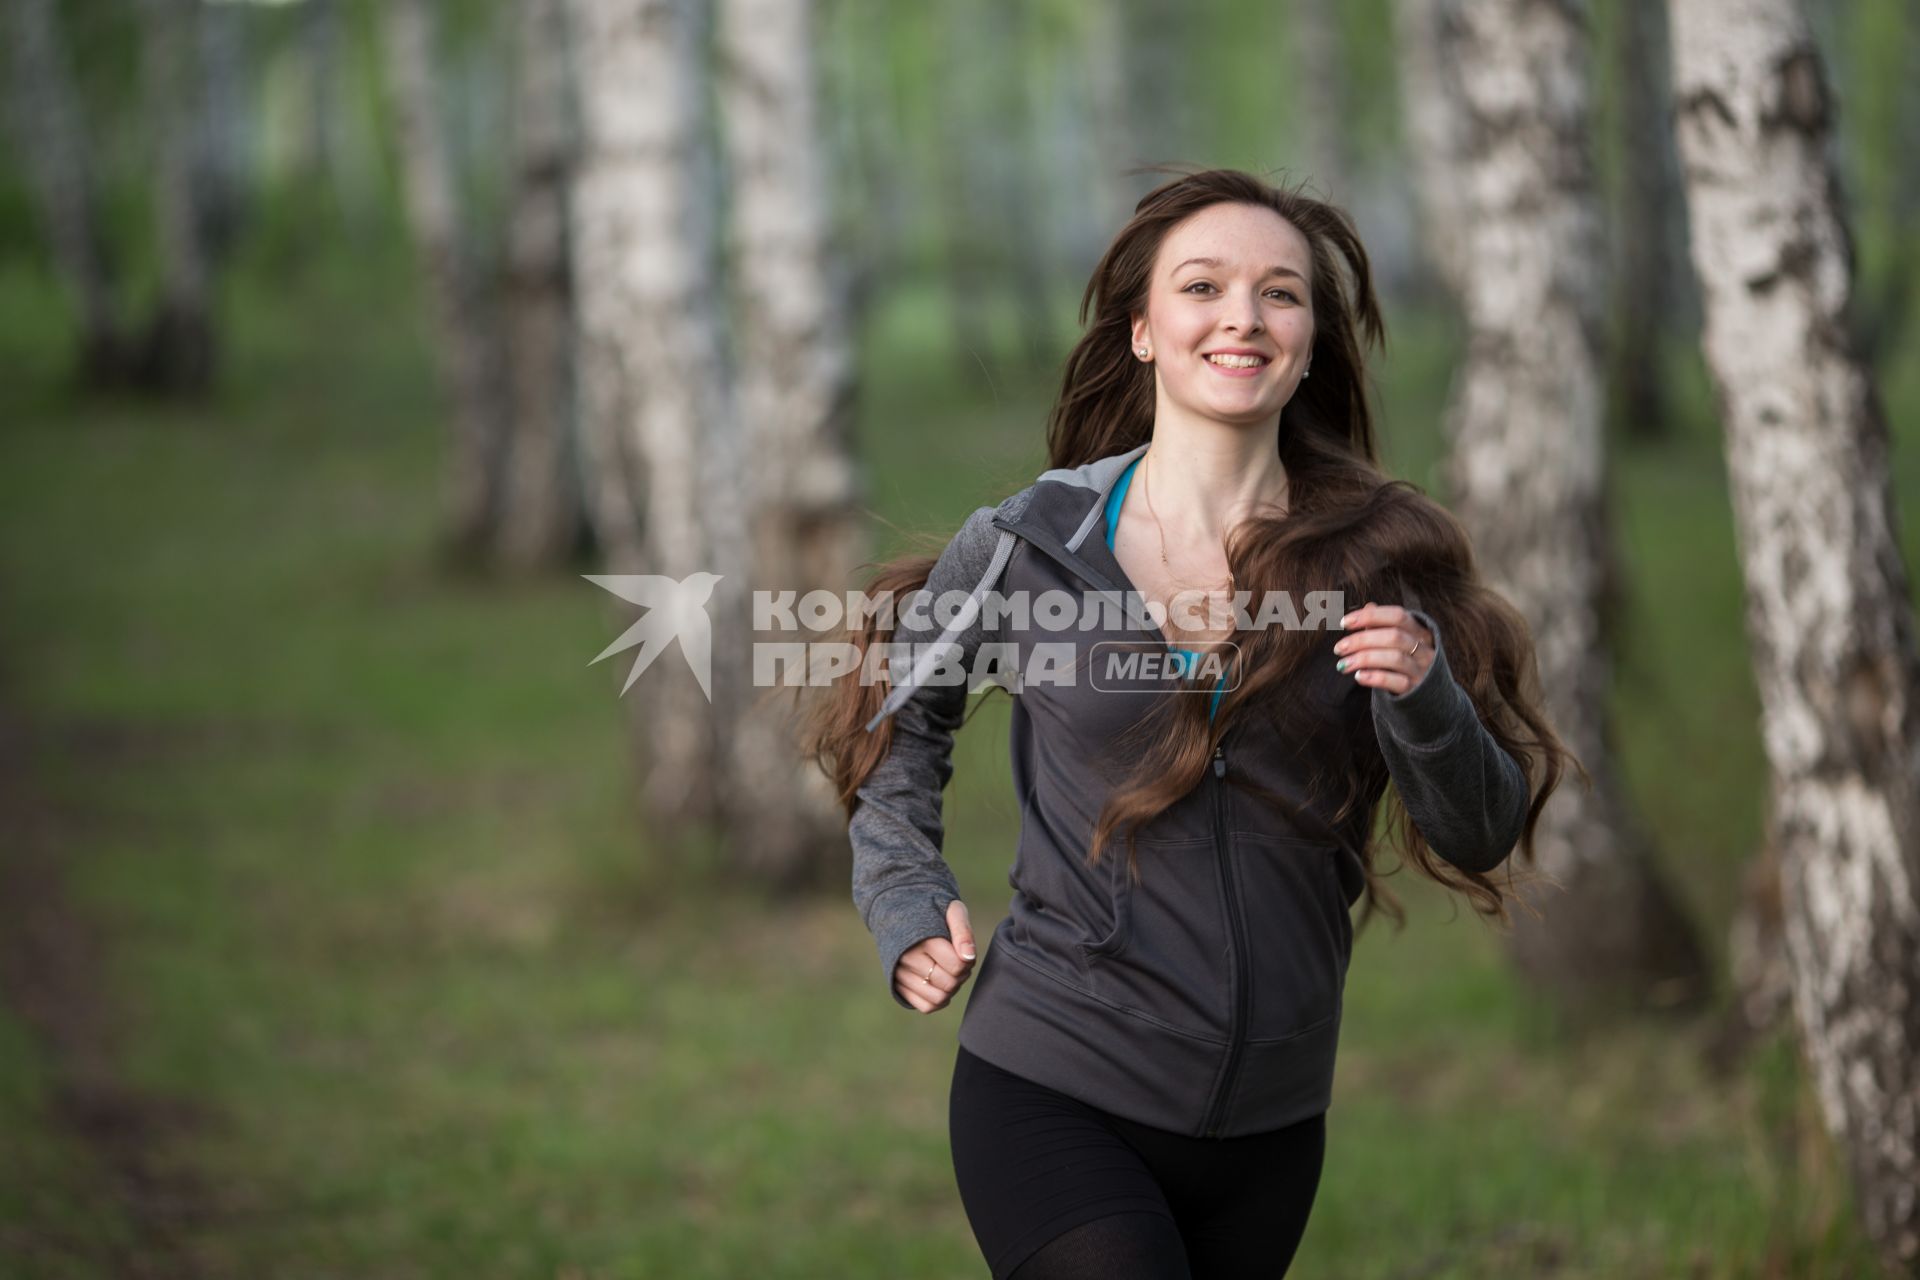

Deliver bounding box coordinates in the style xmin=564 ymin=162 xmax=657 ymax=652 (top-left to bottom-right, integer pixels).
xmin=1182 ymin=281 xmax=1298 ymax=304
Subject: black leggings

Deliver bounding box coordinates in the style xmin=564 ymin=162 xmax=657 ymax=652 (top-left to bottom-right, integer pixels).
xmin=948 ymin=1043 xmax=1326 ymax=1279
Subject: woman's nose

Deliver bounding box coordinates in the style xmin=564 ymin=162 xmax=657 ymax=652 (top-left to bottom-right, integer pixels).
xmin=1226 ymin=289 xmax=1263 ymax=334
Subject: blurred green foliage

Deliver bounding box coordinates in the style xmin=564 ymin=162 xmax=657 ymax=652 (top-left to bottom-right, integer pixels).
xmin=2 ymin=221 xmax=1914 ymax=1269
xmin=2 ymin=0 xmax=1918 ymax=1272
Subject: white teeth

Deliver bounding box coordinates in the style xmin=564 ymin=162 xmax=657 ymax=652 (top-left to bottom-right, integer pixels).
xmin=1205 ymin=353 xmax=1267 ymax=368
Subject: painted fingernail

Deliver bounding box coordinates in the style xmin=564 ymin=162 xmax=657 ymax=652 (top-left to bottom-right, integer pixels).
xmin=1336 ymin=658 xmax=1348 ymax=672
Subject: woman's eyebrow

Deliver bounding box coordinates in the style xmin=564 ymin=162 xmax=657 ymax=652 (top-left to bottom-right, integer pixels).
xmin=1172 ymin=256 xmax=1305 ymax=283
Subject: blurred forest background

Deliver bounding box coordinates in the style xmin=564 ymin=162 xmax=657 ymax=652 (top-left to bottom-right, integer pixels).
xmin=2 ymin=0 xmax=1919 ymax=1276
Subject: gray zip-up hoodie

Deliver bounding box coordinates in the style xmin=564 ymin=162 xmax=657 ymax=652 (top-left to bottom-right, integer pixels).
xmin=851 ymin=442 xmax=1530 ymax=1138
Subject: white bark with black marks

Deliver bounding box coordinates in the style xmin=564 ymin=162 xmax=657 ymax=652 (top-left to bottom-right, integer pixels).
xmin=568 ymin=0 xmax=724 ymax=832
xmin=715 ymin=0 xmax=864 ymax=882
xmin=1427 ymin=0 xmax=1708 ymax=1012
xmin=1669 ymin=0 xmax=1920 ymax=1267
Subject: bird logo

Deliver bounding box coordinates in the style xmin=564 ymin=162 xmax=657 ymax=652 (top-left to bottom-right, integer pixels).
xmin=582 ymin=572 xmax=724 ymax=700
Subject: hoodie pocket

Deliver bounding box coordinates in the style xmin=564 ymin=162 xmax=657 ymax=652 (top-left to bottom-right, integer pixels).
xmin=1080 ymin=840 xmax=1133 ymax=959
xmin=1231 ymin=833 xmax=1347 ymax=1039
xmin=1076 ymin=836 xmax=1229 ymax=1037
xmin=1007 ymin=785 xmax=1125 ymax=967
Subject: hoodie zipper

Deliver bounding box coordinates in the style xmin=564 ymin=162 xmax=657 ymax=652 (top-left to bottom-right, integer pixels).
xmin=1201 ymin=739 xmax=1249 ymax=1138
xmin=993 ymin=506 xmax=1253 ymax=1136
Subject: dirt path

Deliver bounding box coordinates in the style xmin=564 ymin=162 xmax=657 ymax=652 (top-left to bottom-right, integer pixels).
xmin=0 ymin=705 xmax=223 ymax=1277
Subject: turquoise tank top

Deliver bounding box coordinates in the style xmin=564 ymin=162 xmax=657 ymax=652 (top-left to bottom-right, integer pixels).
xmin=1105 ymin=455 xmax=1228 ymax=721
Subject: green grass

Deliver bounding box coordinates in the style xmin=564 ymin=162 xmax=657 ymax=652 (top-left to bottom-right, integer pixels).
xmin=0 ymin=251 xmax=1905 ymax=1277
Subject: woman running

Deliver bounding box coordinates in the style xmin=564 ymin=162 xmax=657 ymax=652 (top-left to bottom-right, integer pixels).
xmin=806 ymin=167 xmax=1576 ymax=1279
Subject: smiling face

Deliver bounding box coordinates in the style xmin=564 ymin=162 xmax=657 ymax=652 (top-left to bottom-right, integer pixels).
xmin=1129 ymin=202 xmax=1316 ymax=428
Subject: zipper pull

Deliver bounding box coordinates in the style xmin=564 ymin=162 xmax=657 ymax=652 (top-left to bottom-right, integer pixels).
xmin=1213 ymin=744 xmax=1226 ymax=778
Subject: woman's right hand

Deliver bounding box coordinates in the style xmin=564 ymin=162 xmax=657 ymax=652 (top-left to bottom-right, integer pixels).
xmin=894 ymin=899 xmax=977 ymax=1013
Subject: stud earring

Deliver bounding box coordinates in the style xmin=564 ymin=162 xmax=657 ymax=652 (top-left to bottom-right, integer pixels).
xmin=1136 ymin=346 xmax=1149 ymax=359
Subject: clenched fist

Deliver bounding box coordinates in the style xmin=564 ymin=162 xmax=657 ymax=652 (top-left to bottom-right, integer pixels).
xmin=894 ymin=899 xmax=977 ymax=1014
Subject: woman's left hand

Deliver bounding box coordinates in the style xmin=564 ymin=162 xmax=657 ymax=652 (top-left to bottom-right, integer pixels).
xmin=1333 ymin=602 xmax=1436 ymax=695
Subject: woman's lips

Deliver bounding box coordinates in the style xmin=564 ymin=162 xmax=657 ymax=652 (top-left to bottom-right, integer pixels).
xmin=1203 ymin=355 xmax=1269 ymax=378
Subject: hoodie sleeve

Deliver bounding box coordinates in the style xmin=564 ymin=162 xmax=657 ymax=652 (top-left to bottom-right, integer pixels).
xmin=852 ymin=505 xmax=1006 ymax=1009
xmin=1369 ymin=606 xmax=1531 ymax=874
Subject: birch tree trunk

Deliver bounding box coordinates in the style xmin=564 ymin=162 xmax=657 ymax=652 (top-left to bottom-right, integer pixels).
xmin=381 ymin=0 xmax=506 ymax=562
xmin=137 ymin=0 xmax=216 ymax=393
xmin=1668 ymin=2 xmax=1920 ymax=1266
xmin=1427 ymin=0 xmax=1709 ymax=1014
xmin=715 ymin=0 xmax=864 ymax=884
xmin=496 ymin=0 xmax=583 ymax=572
xmin=569 ymin=0 xmax=724 ymax=835
xmin=3 ymin=0 xmax=127 ymax=385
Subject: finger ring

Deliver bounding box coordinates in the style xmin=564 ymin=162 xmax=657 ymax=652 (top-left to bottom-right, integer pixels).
xmin=925 ymin=964 xmax=936 ymax=984
xmin=1407 ymin=640 xmax=1421 ymax=657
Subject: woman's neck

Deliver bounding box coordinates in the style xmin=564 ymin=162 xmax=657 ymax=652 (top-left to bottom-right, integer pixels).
xmin=1141 ymin=416 xmax=1289 ymax=548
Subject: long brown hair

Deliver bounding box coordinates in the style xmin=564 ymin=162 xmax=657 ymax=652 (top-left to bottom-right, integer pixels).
xmin=802 ymin=166 xmax=1582 ymax=932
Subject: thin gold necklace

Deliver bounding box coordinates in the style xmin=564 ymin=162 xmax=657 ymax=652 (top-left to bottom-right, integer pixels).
xmin=1141 ymin=449 xmax=1236 ymax=593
